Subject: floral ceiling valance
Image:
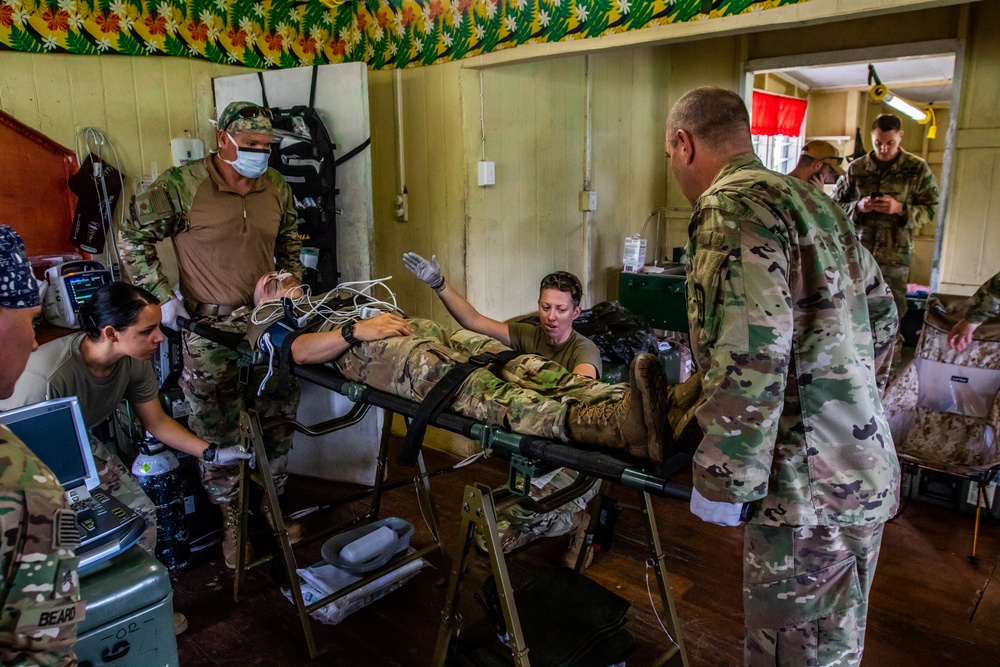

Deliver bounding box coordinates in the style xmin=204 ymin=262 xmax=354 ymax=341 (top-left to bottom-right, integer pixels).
xmin=0 ymin=0 xmax=807 ymax=70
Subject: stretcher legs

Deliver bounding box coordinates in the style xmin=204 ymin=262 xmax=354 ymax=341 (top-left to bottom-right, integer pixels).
xmin=432 ymin=482 xmax=690 ymax=667
xmin=232 ymin=407 xmax=446 ymax=660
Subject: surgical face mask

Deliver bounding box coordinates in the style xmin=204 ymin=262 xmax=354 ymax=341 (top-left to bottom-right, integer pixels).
xmin=222 ymin=133 xmax=271 ymax=178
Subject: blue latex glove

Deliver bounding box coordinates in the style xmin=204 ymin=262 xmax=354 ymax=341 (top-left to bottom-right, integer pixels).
xmin=690 ymin=487 xmax=743 ymax=527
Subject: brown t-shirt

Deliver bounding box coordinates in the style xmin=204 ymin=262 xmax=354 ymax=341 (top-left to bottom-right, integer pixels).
xmin=0 ymin=332 xmax=159 ymax=430
xmin=173 ymin=157 xmax=291 ymax=307
xmin=507 ymin=323 xmax=603 ymax=376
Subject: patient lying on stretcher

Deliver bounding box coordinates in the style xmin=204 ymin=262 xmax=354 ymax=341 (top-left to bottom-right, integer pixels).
xmin=247 ymin=272 xmax=699 ymax=464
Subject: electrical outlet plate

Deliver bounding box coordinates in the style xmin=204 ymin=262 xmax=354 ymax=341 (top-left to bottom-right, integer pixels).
xmin=478 ymin=161 xmax=496 ymax=186
xmin=579 ymin=190 xmax=597 ymax=212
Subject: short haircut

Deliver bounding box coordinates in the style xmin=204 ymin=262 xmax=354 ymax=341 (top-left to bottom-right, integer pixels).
xmin=795 ymin=154 xmax=819 ymax=170
xmin=666 ymin=87 xmax=751 ymax=149
xmin=872 ymin=114 xmax=902 ymax=133
xmin=539 ymin=271 xmax=583 ymax=308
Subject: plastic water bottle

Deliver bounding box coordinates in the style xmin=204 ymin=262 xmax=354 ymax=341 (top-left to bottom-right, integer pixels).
xmin=132 ymin=435 xmax=190 ymax=572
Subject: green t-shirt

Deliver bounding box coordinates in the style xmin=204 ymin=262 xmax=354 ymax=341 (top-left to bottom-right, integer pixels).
xmin=0 ymin=332 xmax=159 ymax=430
xmin=507 ymin=323 xmax=602 ymax=376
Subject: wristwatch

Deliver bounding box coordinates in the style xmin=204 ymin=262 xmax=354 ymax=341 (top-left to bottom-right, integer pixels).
xmin=342 ymin=321 xmax=360 ymax=347
xmin=202 ymin=445 xmax=218 ymax=462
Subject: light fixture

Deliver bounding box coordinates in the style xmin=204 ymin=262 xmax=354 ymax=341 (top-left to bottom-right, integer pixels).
xmin=867 ymin=64 xmax=937 ymax=139
xmin=869 ymin=84 xmax=928 ymax=123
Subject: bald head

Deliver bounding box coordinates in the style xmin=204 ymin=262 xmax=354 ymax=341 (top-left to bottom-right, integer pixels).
xmin=666 ymin=87 xmax=753 ymax=152
xmin=665 ymin=87 xmax=756 ymax=204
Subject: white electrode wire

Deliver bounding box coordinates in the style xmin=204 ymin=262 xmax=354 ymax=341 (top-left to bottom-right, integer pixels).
xmin=251 ymin=276 xmax=403 ymax=331
xmin=645 ymin=558 xmax=678 ymax=647
xmin=256 ymin=332 xmax=277 ymax=395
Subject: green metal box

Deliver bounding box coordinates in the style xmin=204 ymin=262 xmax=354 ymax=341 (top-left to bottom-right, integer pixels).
xmin=617 ymin=269 xmax=688 ymax=333
xmin=77 ymin=546 xmax=178 ymax=667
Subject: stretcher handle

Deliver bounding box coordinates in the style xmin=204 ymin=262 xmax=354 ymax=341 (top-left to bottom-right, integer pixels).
xmin=175 ymin=316 xmax=245 ymax=352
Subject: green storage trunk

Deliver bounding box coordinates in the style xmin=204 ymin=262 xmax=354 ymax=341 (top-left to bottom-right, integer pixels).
xmin=617 ymin=269 xmax=688 ymax=333
xmin=77 ymin=546 xmax=178 ymax=667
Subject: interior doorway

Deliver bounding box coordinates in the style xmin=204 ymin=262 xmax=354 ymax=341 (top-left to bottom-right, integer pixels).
xmin=744 ymin=40 xmax=960 ymax=290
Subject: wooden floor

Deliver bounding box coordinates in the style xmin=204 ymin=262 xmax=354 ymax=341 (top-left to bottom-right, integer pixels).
xmin=172 ymin=446 xmax=1000 ymax=666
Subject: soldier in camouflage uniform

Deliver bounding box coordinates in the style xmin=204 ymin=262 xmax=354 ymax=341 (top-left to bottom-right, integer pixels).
xmin=948 ymin=271 xmax=1000 ymax=352
xmin=832 ymin=113 xmax=940 ymax=320
xmin=666 ymin=88 xmax=900 ymax=666
xmin=0 ymin=225 xmax=81 ymax=666
xmin=118 ymin=101 xmax=304 ymax=568
xmin=248 ymin=274 xmax=677 ymax=464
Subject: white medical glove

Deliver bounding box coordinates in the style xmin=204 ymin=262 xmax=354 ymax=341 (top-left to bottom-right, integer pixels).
xmin=689 ymin=487 xmax=744 ymax=527
xmin=159 ymin=297 xmax=191 ymax=331
xmin=212 ymin=445 xmax=253 ymax=467
xmin=402 ymin=252 xmax=445 ymax=292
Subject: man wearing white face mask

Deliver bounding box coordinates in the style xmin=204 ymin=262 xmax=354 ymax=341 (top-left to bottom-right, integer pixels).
xmin=119 ymin=101 xmax=304 ymax=569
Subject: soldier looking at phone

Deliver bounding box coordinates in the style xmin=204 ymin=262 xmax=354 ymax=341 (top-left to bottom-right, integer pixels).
xmin=833 ymin=113 xmax=939 ymax=321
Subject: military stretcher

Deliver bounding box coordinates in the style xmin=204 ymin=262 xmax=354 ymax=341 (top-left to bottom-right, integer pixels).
xmin=179 ymin=316 xmax=693 ymax=666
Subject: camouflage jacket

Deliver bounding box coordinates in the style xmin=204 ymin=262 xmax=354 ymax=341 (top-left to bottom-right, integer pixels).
xmin=832 ymin=149 xmax=939 ymax=267
xmin=965 ymin=271 xmax=1000 ymax=323
xmin=1 ymin=430 xmax=81 ymax=666
xmin=685 ymin=154 xmax=900 ymax=528
xmin=119 ymin=156 xmax=303 ymax=306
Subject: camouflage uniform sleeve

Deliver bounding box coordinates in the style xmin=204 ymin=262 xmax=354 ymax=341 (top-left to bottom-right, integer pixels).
xmin=271 ymin=171 xmax=304 ymax=280
xmin=832 ymin=171 xmax=862 ymax=223
xmin=118 ymin=170 xmax=185 ymax=304
xmin=858 ymin=246 xmax=899 ymax=394
xmin=965 ymin=271 xmax=1000 ymax=323
xmin=901 ymin=159 xmax=939 ymax=232
xmin=689 ymin=204 xmax=790 ymax=505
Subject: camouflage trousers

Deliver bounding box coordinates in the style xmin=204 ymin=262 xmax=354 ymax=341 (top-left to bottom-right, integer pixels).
xmin=743 ymin=522 xmax=885 ymax=667
xmin=332 ymin=318 xmax=625 ymax=442
xmin=499 ymin=468 xmax=599 ymax=543
xmin=181 ymin=315 xmax=300 ymax=505
xmin=880 ymin=263 xmax=911 ymax=320
xmin=91 ymin=438 xmax=157 ymax=555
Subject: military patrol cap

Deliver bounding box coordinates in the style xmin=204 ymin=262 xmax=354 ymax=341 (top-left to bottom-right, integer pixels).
xmin=217 ymin=101 xmax=273 ymax=135
xmin=802 ymin=140 xmax=846 ymax=176
xmin=0 ymin=225 xmax=39 ymax=309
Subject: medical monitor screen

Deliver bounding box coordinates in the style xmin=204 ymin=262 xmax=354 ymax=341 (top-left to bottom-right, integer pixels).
xmin=64 ymin=272 xmax=111 ymax=313
xmin=0 ymin=398 xmax=96 ymax=491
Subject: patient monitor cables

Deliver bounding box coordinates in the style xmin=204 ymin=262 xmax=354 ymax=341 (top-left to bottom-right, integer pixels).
xmin=253 ymin=276 xmax=403 ymax=395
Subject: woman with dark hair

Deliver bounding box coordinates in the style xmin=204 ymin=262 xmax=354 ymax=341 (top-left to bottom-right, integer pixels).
xmin=0 ymin=282 xmax=249 ymax=558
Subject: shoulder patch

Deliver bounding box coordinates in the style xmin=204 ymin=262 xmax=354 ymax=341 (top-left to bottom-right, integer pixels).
xmin=131 ymin=182 xmax=177 ymax=227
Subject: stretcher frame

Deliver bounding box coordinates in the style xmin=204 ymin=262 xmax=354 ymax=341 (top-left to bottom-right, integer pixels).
xmin=280 ymin=364 xmax=691 ymax=665
xmin=182 ymin=318 xmax=691 ymax=664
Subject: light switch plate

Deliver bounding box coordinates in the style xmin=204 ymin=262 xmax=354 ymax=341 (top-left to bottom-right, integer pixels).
xmin=478 ymin=161 xmax=496 ymax=186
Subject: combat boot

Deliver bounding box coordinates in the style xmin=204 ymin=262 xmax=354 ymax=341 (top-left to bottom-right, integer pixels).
xmin=221 ymin=501 xmax=252 ymax=570
xmin=260 ymin=496 xmax=305 ymax=546
xmin=561 ymin=511 xmax=594 ymax=570
xmin=632 ymin=353 xmax=674 ymax=465
xmin=667 ymin=371 xmax=704 ymax=454
xmin=566 ymin=386 xmax=648 ymax=458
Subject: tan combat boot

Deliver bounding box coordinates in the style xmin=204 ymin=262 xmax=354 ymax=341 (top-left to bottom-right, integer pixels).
xmin=260 ymin=496 xmax=305 ymax=546
xmin=221 ymin=501 xmax=252 ymax=570
xmin=566 ymin=385 xmax=648 ymax=459
xmin=631 ymin=353 xmax=675 ymax=465
xmin=667 ymin=371 xmax=704 ymax=454
xmin=561 ymin=511 xmax=594 ymax=570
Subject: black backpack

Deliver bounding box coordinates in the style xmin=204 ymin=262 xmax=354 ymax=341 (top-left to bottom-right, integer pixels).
xmin=258 ymin=67 xmax=370 ymax=291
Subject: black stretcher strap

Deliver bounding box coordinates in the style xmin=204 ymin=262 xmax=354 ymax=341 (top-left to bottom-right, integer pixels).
xmin=397 ymin=350 xmax=521 ymax=466
xmin=176 ymin=317 xmax=244 ymax=351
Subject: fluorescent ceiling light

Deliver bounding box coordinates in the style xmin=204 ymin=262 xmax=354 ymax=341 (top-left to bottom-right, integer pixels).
xmin=882 ymin=93 xmax=928 ymax=123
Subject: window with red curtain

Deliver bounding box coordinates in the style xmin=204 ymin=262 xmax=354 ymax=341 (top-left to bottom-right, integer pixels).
xmin=751 ymin=90 xmax=807 ymax=137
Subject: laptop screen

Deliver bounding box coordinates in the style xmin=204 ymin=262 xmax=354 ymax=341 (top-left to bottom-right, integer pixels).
xmin=0 ymin=397 xmax=100 ymax=491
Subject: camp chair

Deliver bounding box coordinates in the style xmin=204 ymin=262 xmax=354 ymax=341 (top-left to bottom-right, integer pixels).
xmin=883 ymin=293 xmax=1000 ymax=564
